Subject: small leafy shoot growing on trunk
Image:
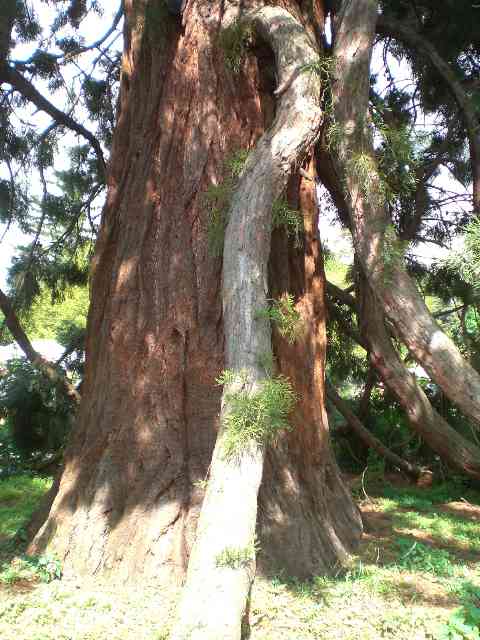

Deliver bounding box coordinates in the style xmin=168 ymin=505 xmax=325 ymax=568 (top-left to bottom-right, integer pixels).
xmin=257 ymin=351 xmax=276 ymax=376
xmin=256 ymin=293 xmax=304 ymax=344
xmin=216 ymin=370 xmax=297 ymax=459
xmin=272 ymin=198 xmax=304 ymax=247
xmin=205 ymin=149 xmax=249 ymax=256
xmin=301 ymin=56 xmax=334 ymax=104
xmin=382 ymin=224 xmax=408 ymax=283
xmin=301 ymin=56 xmax=334 ymax=80
xmin=346 ymin=152 xmax=385 ymax=204
xmin=326 ymin=121 xmax=346 ymax=152
xmin=218 ymin=20 xmax=254 ymax=73
xmin=215 ymin=539 xmax=259 ymax=569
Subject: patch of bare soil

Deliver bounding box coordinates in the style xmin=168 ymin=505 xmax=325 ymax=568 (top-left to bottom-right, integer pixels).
xmin=390 ymin=573 xmax=455 ymax=607
xmin=440 ymin=500 xmax=480 ymax=521
xmin=361 ymin=503 xmax=394 ymax=536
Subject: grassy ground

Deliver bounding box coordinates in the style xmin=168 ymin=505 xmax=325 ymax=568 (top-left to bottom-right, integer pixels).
xmin=0 ymin=473 xmax=479 ymax=640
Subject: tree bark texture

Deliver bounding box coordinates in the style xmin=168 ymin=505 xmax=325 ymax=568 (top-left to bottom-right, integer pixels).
xmin=171 ymin=6 xmax=330 ymax=638
xmin=259 ymin=168 xmax=362 ymax=578
xmin=331 ymin=0 xmax=480 ymax=431
xmin=29 ymin=0 xmax=361 ymax=592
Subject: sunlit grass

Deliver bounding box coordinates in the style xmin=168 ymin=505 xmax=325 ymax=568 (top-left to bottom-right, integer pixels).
xmin=0 ymin=474 xmax=479 ymax=639
xmin=0 ymin=475 xmax=52 ymax=539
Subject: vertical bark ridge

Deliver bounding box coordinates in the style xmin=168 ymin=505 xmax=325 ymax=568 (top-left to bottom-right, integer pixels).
xmin=259 ymin=169 xmax=362 ymax=578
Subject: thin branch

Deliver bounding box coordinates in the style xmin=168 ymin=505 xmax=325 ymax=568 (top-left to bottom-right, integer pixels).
xmin=1 ymin=67 xmax=106 ymax=178
xmin=377 ymin=15 xmax=480 ymax=215
xmin=13 ymin=2 xmax=124 ymax=66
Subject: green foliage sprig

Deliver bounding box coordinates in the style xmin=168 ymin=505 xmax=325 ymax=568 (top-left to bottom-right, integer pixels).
xmin=216 ymin=370 xmax=297 ymax=459
xmin=0 ymin=358 xmax=74 ymax=457
xmin=382 ymin=224 xmax=408 ymax=281
xmin=257 ymin=293 xmax=303 ymax=344
xmin=0 ymin=553 xmax=62 ymax=585
xmin=271 ymin=198 xmax=304 ymax=246
xmin=346 ymin=152 xmax=386 ymax=204
xmin=438 ymin=605 xmax=480 ymax=640
xmin=218 ymin=21 xmax=254 ymax=73
xmin=216 ymin=539 xmax=259 ymax=569
xmin=205 ymin=149 xmax=249 ymax=257
xmin=442 ymin=218 xmax=480 ymax=293
xmin=301 ymin=55 xmax=335 ymax=104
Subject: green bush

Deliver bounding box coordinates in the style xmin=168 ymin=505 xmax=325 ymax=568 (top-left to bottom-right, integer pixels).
xmin=0 ymin=358 xmax=74 ymax=472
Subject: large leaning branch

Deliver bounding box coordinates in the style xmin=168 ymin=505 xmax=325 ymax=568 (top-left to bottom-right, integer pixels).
xmin=171 ymin=7 xmax=323 ymax=640
xmin=358 ymin=277 xmax=480 ymax=479
xmin=326 ymin=281 xmax=480 ymax=478
xmin=0 ymin=288 xmax=80 ymax=406
xmin=331 ymin=0 xmax=480 ymax=431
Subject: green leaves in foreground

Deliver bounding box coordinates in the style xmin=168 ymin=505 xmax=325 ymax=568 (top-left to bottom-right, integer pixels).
xmin=216 ymin=370 xmax=297 ymax=458
xmin=256 ymin=293 xmax=304 ymax=344
xmin=216 ymin=539 xmax=259 ymax=569
xmin=439 ymin=604 xmax=480 ymax=640
xmin=205 ymin=149 xmax=250 ymax=257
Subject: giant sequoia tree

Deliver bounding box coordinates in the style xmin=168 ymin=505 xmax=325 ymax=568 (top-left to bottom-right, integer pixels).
xmin=1 ymin=0 xmax=480 ymax=637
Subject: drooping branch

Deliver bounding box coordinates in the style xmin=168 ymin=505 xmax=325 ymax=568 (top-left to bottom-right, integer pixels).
xmin=326 ymin=279 xmax=357 ymax=310
xmin=0 ymin=288 xmax=80 ymax=406
xmin=326 ymin=380 xmax=422 ymax=479
xmin=357 ymin=277 xmax=480 ymax=479
xmin=0 ymin=67 xmax=106 ymax=178
xmin=377 ymin=15 xmax=480 ymax=215
xmin=172 ymin=7 xmax=323 ymax=640
xmin=331 ymin=0 xmax=480 ymax=431
xmin=326 ymin=279 xmax=480 ymax=478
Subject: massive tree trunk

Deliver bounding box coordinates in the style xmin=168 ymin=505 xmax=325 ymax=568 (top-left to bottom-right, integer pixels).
xmin=29 ymin=0 xmax=361 ymax=602
xmin=171 ymin=7 xmax=335 ymax=638
xmin=330 ymin=0 xmax=480 ymax=430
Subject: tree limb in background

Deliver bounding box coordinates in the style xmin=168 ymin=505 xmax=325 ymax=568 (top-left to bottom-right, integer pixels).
xmin=326 ymin=284 xmax=480 ymax=478
xmin=0 ymin=287 xmax=80 ymax=406
xmin=331 ymin=0 xmax=480 ymax=430
xmin=326 ymin=380 xmax=422 ymax=480
xmin=357 ymin=275 xmax=480 ymax=479
xmin=0 ymin=67 xmax=106 ymax=178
